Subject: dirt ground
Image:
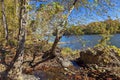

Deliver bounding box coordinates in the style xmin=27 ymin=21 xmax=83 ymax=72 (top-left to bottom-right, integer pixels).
xmin=0 ymin=45 xmax=120 ymax=80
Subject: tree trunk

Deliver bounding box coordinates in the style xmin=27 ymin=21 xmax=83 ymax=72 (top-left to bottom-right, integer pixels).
xmin=17 ymin=0 xmax=23 ymax=40
xmin=50 ymin=29 xmax=62 ymax=55
xmin=1 ymin=0 xmax=28 ymax=80
xmin=1 ymin=0 xmax=8 ymax=41
xmin=9 ymin=0 xmax=28 ymax=79
xmin=48 ymin=0 xmax=78 ymax=56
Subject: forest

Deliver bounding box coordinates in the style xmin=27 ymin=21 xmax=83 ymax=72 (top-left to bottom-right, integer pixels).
xmin=0 ymin=0 xmax=120 ymax=80
xmin=65 ymin=19 xmax=120 ymax=35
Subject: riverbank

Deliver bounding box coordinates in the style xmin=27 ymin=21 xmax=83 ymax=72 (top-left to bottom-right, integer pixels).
xmin=0 ymin=44 xmax=120 ymax=80
xmin=63 ymin=19 xmax=120 ymax=36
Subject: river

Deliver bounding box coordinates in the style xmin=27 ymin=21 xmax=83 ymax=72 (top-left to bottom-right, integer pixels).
xmin=58 ymin=34 xmax=120 ymax=50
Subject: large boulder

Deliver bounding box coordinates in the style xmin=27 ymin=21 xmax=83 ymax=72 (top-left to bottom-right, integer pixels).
xmin=79 ymin=46 xmax=120 ymax=66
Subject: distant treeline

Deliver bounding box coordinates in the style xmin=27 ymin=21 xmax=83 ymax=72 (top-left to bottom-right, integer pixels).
xmin=64 ymin=19 xmax=120 ymax=35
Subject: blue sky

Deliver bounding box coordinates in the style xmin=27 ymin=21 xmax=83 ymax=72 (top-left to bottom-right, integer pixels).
xmin=68 ymin=0 xmax=120 ymax=25
xmin=31 ymin=0 xmax=120 ymax=25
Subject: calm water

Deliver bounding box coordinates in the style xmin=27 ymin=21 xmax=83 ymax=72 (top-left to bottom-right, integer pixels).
xmin=58 ymin=34 xmax=120 ymax=50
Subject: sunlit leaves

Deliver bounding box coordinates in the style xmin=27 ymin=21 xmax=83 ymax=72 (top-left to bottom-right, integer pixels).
xmin=66 ymin=19 xmax=120 ymax=36
xmin=26 ymin=4 xmax=32 ymax=10
xmin=32 ymin=2 xmax=65 ymax=40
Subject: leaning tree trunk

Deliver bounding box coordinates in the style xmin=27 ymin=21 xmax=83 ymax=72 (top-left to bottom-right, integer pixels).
xmin=1 ymin=0 xmax=8 ymax=41
xmin=7 ymin=0 xmax=28 ymax=80
xmin=49 ymin=0 xmax=78 ymax=56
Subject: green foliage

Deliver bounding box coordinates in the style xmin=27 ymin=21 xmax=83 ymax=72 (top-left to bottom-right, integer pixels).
xmin=7 ymin=39 xmax=18 ymax=47
xmin=95 ymin=45 xmax=120 ymax=57
xmin=0 ymin=0 xmax=34 ymax=43
xmin=32 ymin=2 xmax=65 ymax=41
xmin=61 ymin=47 xmax=79 ymax=56
xmin=65 ymin=25 xmax=84 ymax=35
xmin=0 ymin=0 xmax=19 ymax=41
xmin=108 ymin=46 xmax=120 ymax=56
xmin=53 ymin=2 xmax=64 ymax=13
xmin=84 ymin=22 xmax=107 ymax=34
xmin=65 ymin=19 xmax=120 ymax=35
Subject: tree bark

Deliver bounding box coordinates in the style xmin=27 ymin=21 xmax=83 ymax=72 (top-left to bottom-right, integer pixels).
xmin=0 ymin=0 xmax=28 ymax=80
xmin=1 ymin=0 xmax=9 ymax=41
xmin=48 ymin=0 xmax=78 ymax=56
xmin=8 ymin=0 xmax=28 ymax=79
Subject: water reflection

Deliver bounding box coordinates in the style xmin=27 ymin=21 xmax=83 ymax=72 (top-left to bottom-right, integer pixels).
xmin=59 ymin=34 xmax=120 ymax=50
